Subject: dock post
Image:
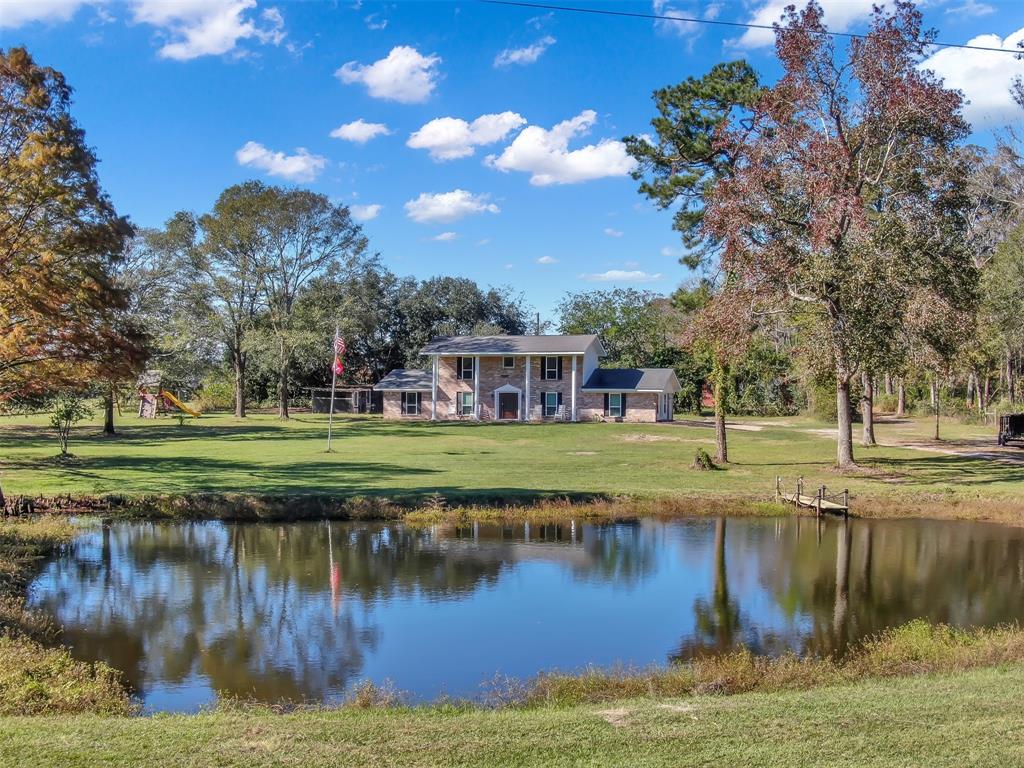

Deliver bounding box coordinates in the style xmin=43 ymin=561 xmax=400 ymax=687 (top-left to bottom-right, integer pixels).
xmin=817 ymin=486 xmax=824 ymax=517
xmin=775 ymin=476 xmax=781 ymax=502
xmin=797 ymin=476 xmax=803 ymax=501
xmin=842 ymin=488 xmax=849 ymax=516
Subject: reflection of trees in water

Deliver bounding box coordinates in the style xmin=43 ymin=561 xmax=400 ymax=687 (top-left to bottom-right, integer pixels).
xmin=577 ymin=520 xmax=658 ymax=585
xmin=671 ymin=517 xmax=760 ymax=662
xmin=759 ymin=516 xmax=1024 ymax=657
xmin=30 ymin=521 xmax=507 ymax=703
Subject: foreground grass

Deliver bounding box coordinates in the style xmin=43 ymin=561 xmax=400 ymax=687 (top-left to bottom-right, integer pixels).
xmin=3 ymin=665 xmax=1023 ymax=767
xmin=0 ymin=411 xmax=1021 ymax=514
xmin=0 ymin=518 xmax=134 ymax=716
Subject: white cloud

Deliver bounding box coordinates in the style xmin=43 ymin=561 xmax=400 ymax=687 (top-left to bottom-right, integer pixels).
xmin=945 ymin=0 xmax=995 ymax=17
xmin=330 ymin=119 xmax=391 ymax=143
xmin=582 ymin=269 xmax=664 ymax=283
xmin=651 ymin=0 xmax=699 ymax=38
xmin=486 ymin=110 xmax=636 ymax=185
xmin=477 ymin=238 xmax=492 ymax=246
xmin=660 ymin=245 xmax=681 ymax=257
xmin=364 ymin=12 xmax=387 ymax=30
xmin=132 ymin=0 xmax=285 ymax=61
xmin=336 ymin=45 xmax=440 ymax=103
xmin=407 ymin=112 xmax=526 ymax=161
xmin=494 ymin=35 xmax=556 ymax=67
xmin=0 ymin=0 xmax=88 ymax=28
xmin=504 ymin=262 xmax=514 ymax=270
xmin=536 ymin=255 xmax=558 ymax=265
xmin=404 ymin=190 xmax=499 ymax=224
xmin=729 ymin=0 xmax=875 ymax=49
xmin=350 ymin=203 xmax=382 ymax=222
xmin=603 ymin=227 xmax=624 ymax=237
xmin=235 ymin=141 xmax=327 ymax=182
xmin=430 ymin=231 xmax=459 ymax=242
xmin=921 ymin=28 xmax=1024 ymax=128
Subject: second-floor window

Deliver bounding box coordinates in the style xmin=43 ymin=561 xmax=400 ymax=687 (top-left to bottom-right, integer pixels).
xmin=502 ymin=356 xmax=515 ymax=369
xmin=458 ymin=357 xmax=474 ymax=380
xmin=542 ymin=356 xmax=561 ymax=380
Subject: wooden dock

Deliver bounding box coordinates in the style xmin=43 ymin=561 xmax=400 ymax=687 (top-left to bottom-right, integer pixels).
xmin=776 ymin=476 xmax=849 ymax=516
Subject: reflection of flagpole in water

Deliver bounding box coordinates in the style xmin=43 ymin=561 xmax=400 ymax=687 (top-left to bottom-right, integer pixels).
xmin=328 ymin=521 xmax=342 ymax=617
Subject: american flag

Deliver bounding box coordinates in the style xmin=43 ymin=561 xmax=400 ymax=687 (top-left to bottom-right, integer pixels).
xmin=332 ymin=335 xmax=345 ymax=375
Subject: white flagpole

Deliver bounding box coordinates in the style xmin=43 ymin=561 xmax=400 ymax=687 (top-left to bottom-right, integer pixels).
xmin=326 ymin=323 xmax=339 ymax=453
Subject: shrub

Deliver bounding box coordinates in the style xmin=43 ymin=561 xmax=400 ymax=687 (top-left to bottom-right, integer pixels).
xmin=691 ymin=448 xmax=716 ymax=471
xmin=195 ymin=371 xmax=236 ymax=412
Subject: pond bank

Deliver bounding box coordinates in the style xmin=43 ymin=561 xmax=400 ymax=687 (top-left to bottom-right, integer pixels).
xmin=10 ymin=489 xmax=1024 ymax=527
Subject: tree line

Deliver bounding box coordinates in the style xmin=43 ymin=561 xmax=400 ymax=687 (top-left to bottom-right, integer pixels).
xmin=3 ymin=0 xmax=1024 ymax=472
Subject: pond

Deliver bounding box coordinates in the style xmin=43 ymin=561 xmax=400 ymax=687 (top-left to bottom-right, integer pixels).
xmin=28 ymin=515 xmax=1024 ymax=712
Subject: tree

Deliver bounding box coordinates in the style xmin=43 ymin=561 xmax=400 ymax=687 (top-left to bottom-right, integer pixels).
xmin=0 ymin=47 xmax=146 ymax=403
xmin=399 ymin=278 xmax=530 ymax=365
xmin=184 ymin=184 xmax=269 ymax=418
xmin=683 ymin=287 xmax=756 ymax=463
xmin=624 ymin=61 xmax=761 ymax=268
xmin=48 ymin=392 xmax=93 ymax=457
xmin=257 ymin=188 xmax=367 ymax=419
xmin=982 ymin=222 xmax=1024 ymax=406
xmin=702 ymin=1 xmax=973 ymax=468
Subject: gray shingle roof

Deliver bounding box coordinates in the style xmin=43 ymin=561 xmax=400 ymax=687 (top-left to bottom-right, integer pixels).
xmin=582 ymin=368 xmax=681 ymax=393
xmin=420 ymin=334 xmax=604 ymax=356
xmin=373 ymin=369 xmax=433 ymax=391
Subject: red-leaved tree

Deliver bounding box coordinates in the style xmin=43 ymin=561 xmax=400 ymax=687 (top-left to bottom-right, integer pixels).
xmin=703 ymin=1 xmax=973 ymax=468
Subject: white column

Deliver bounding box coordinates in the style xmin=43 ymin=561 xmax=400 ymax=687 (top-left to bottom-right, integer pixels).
xmin=525 ymin=355 xmax=531 ymax=422
xmin=571 ymin=355 xmax=578 ymax=422
xmin=431 ymin=355 xmax=438 ymax=420
xmin=474 ymin=355 xmax=481 ymax=420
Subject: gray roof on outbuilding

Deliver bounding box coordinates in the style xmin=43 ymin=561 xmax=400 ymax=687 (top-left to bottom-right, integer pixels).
xmin=582 ymin=368 xmax=681 ymax=393
xmin=420 ymin=334 xmax=604 ymax=356
xmin=373 ymin=369 xmax=433 ymax=391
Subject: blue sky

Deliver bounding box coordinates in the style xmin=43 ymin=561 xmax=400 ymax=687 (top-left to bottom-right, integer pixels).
xmin=3 ymin=0 xmax=1024 ymax=318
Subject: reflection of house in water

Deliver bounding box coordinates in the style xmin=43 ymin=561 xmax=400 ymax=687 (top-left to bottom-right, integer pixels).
xmin=434 ymin=519 xmax=658 ymax=584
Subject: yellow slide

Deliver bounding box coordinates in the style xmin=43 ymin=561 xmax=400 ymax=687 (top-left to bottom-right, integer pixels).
xmin=160 ymin=390 xmax=201 ymax=418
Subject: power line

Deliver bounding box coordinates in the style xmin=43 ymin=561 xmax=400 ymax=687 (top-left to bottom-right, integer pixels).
xmin=480 ymin=0 xmax=1021 ymax=56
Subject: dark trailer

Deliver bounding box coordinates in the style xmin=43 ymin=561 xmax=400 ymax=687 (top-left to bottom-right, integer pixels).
xmin=309 ymin=387 xmax=381 ymax=414
xmin=998 ymin=414 xmax=1024 ymax=447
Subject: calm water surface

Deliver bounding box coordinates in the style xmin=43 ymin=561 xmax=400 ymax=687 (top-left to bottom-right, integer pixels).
xmin=29 ymin=515 xmax=1024 ymax=712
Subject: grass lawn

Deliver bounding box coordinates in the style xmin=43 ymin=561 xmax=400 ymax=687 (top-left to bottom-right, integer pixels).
xmin=0 ymin=410 xmax=1020 ymax=505
xmin=2 ymin=665 xmax=1023 ymax=767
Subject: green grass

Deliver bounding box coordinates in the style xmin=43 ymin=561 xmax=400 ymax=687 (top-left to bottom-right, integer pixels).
xmin=3 ymin=665 xmax=1024 ymax=767
xmin=0 ymin=411 xmax=1020 ymax=507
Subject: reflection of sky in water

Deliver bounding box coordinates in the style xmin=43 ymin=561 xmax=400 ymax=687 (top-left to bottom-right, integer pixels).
xmin=28 ymin=516 xmax=1024 ymax=712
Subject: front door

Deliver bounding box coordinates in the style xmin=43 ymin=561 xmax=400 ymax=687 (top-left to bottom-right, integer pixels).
xmin=498 ymin=392 xmax=519 ymax=420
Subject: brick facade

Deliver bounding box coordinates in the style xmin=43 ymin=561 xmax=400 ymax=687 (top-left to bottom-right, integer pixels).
xmin=381 ymin=355 xmax=670 ymax=423
xmin=382 ymin=391 xmax=432 ymax=420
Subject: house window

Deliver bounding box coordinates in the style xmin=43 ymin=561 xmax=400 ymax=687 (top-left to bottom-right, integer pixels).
xmin=458 ymin=391 xmax=475 ymax=416
xmin=543 ymin=391 xmax=559 ymax=417
xmin=608 ymin=393 xmax=624 ymax=418
xmin=401 ymin=392 xmax=421 ymax=416
xmin=502 ymin=356 xmax=515 ymax=369
xmin=458 ymin=357 xmax=474 ymax=380
xmin=542 ymin=356 xmax=561 ymax=380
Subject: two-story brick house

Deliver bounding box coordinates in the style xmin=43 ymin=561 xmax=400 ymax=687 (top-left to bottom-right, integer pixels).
xmin=374 ymin=334 xmax=680 ymax=423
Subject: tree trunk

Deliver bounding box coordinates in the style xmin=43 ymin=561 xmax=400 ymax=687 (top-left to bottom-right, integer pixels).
xmin=103 ymin=384 xmax=116 ymax=436
xmin=966 ymin=371 xmax=976 ymax=410
xmin=861 ymin=371 xmax=875 ymax=447
xmin=884 ymin=372 xmax=893 ymax=397
xmin=1010 ymin=351 xmax=1017 ymax=406
xmin=278 ymin=337 xmax=290 ymax=420
xmin=896 ymin=379 xmax=906 ymax=418
xmin=233 ymin=350 xmax=246 ymax=419
xmin=713 ymin=358 xmax=728 ymax=464
xmin=932 ymin=375 xmax=940 ymax=441
xmin=836 ymin=374 xmax=855 ymax=469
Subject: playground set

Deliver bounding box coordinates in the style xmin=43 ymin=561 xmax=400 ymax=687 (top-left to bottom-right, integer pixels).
xmin=137 ymin=371 xmax=200 ymax=419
